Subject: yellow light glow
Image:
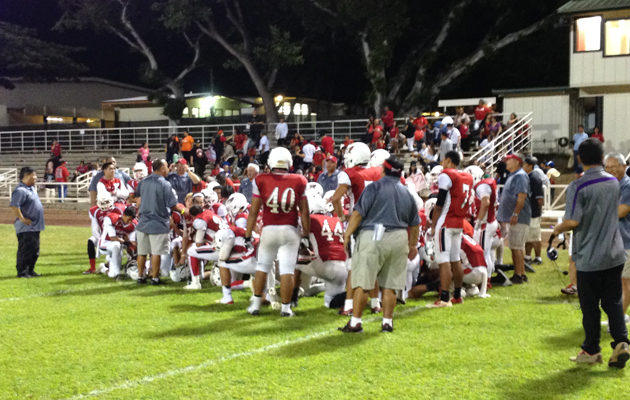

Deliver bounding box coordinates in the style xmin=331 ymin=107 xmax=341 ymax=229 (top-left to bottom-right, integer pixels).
xmin=434 ymin=112 xmax=440 ymax=117
xmin=86 ymin=119 xmax=93 ymax=123
xmin=46 ymin=117 xmax=64 ymax=122
xmin=275 ymin=95 xmax=284 ymax=102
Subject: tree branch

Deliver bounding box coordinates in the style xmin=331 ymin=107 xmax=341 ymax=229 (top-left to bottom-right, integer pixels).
xmin=267 ymin=68 xmax=278 ymax=90
xmin=307 ymin=0 xmax=337 ymax=17
xmin=173 ymin=32 xmax=201 ymax=83
xmin=116 ymin=0 xmax=158 ymax=70
xmin=219 ymin=0 xmax=251 ymax=54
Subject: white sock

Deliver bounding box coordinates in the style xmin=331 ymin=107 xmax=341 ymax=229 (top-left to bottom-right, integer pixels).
xmin=350 ymin=316 xmax=362 ymax=327
xmin=251 ymin=296 xmax=262 ymax=309
xmin=344 ymin=299 xmax=353 ymax=311
xmin=383 ymin=318 xmax=393 ymax=326
xmin=371 ymin=297 xmax=380 ymax=308
xmin=524 ymin=255 xmax=531 ymax=261
xmin=281 ymin=303 xmax=291 ymax=313
xmin=222 ymin=286 xmax=232 ymax=298
xmin=535 ymin=257 xmax=542 ymax=262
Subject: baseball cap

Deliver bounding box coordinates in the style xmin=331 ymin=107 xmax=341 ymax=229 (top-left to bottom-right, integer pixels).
xmin=505 ymin=153 xmax=524 ymax=164
xmin=326 ymin=156 xmax=337 ymax=163
xmin=546 ymin=161 xmax=555 ymax=167
xmin=177 ymin=158 xmax=188 ymax=165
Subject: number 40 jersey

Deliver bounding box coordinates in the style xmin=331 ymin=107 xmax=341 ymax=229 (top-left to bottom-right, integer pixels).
xmin=252 ymin=173 xmax=308 ymax=227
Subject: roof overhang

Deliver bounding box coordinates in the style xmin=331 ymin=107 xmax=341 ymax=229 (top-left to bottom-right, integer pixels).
xmin=558 ymin=0 xmax=630 ymax=15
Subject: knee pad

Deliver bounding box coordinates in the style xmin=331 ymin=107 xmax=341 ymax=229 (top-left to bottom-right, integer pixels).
xmin=87 ymin=239 xmax=96 ymax=259
xmin=256 ymin=262 xmax=272 ymax=274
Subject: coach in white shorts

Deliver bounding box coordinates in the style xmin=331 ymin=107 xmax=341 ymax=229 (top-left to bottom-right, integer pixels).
xmin=135 ymin=159 xmax=185 ymax=285
xmin=497 ymin=153 xmax=531 ymax=285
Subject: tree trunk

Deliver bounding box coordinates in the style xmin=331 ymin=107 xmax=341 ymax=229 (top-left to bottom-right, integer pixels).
xmin=361 ymin=33 xmax=386 ymax=115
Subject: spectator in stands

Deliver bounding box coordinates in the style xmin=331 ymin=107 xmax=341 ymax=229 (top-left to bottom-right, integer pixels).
xmin=167 ymin=158 xmax=201 ymax=203
xmin=390 ymin=124 xmax=401 ymax=154
xmin=591 ymin=126 xmax=605 ymax=143
xmin=427 ymin=122 xmax=441 ymax=146
xmin=145 ymin=155 xmax=153 ymax=174
xmin=236 ymin=152 xmax=249 ymax=172
xmin=223 ymin=140 xmax=235 ymax=163
xmin=439 ymin=131 xmax=452 ymax=162
xmin=293 ymin=144 xmax=305 ymax=172
xmin=460 ymin=120 xmax=471 ymax=151
xmin=216 ymin=172 xmax=234 ymax=189
xmin=10 ymin=167 xmax=45 ymax=278
xmin=447 ymin=122 xmax=460 ymax=150
xmin=193 ymin=144 xmax=208 ymax=177
xmin=76 ymin=161 xmax=88 ymax=175
xmin=138 ymin=142 xmax=150 ymax=162
xmin=214 ymin=129 xmax=234 ymax=162
xmin=455 ymin=107 xmax=470 ymax=127
xmin=488 ymin=115 xmax=502 ymax=138
xmin=474 ymin=99 xmax=491 ymax=134
xmin=51 ymin=140 xmax=62 ymax=160
xmin=234 ymin=129 xmax=248 ymax=152
xmin=165 ymin=134 xmax=180 ymax=165
xmin=44 ymin=163 xmax=56 ymax=204
xmin=382 ymin=105 xmax=395 ymax=136
xmin=181 ymin=131 xmax=195 ymax=164
xmin=290 ymin=132 xmax=304 ymax=149
xmin=302 ymin=140 xmax=316 ymax=170
xmin=275 ymin=117 xmax=288 ymax=147
xmin=258 ymin=131 xmax=270 ymax=167
xmin=238 ymin=163 xmax=259 ymax=203
xmin=318 ymin=156 xmax=339 ymax=193
xmin=507 ymin=113 xmax=519 ymax=129
xmin=249 ymin=110 xmax=264 ymax=146
xmin=372 ymin=119 xmax=383 ymax=149
xmin=313 ymin=146 xmax=325 ymax=168
xmin=54 ymin=161 xmax=70 ymax=202
xmin=321 ymin=133 xmax=334 ymax=156
xmin=343 ymin=135 xmax=354 ymax=148
xmin=404 ymin=116 xmax=416 ymax=152
xmin=414 ymin=114 xmax=428 ymax=131
xmin=572 ymin=125 xmax=588 ymax=176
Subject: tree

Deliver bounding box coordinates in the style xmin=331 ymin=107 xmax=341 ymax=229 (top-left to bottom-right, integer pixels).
xmin=0 ymin=21 xmax=87 ymax=89
xmin=56 ymin=0 xmax=202 ymax=122
xmin=295 ymin=0 xmax=567 ymax=116
xmin=157 ymin=0 xmax=304 ymax=123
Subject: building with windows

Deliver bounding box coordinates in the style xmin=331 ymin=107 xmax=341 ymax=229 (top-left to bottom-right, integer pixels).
xmin=494 ymin=0 xmax=630 ymax=154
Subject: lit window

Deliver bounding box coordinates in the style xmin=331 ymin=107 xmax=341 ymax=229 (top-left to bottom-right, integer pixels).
xmin=301 ymin=104 xmax=308 ymax=116
xmin=293 ymin=103 xmax=301 ymax=115
xmin=225 ymin=110 xmax=233 ymax=117
xmin=182 ymin=107 xmax=189 ymax=117
xmin=233 ymin=110 xmax=240 ymax=116
xmin=605 ymin=19 xmax=630 ymax=56
xmin=192 ymin=108 xmax=199 ymax=118
xmin=282 ymin=102 xmax=291 ymax=115
xmin=576 ymin=16 xmax=602 ymax=52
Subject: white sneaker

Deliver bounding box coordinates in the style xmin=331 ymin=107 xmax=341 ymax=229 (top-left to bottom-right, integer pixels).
xmin=219 ymin=296 xmax=234 ymax=304
xmin=184 ymin=275 xmax=202 ymax=290
xmin=247 ymin=301 xmax=260 ymax=316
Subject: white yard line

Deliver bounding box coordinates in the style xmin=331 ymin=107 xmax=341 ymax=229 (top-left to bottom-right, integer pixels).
xmin=63 ymin=305 xmax=425 ymax=400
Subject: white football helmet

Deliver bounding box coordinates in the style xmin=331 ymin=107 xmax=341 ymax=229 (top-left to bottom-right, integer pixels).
xmin=207 ymin=181 xmax=222 ymax=192
xmin=466 ymin=284 xmax=480 ymax=297
xmin=307 ymin=194 xmax=326 ymax=215
xmin=343 ymin=142 xmax=371 ymax=168
xmin=369 ymin=149 xmax=390 ymax=168
xmin=133 ymin=162 xmax=148 ymax=180
xmin=323 ymin=190 xmax=336 ymax=214
xmin=169 ymin=264 xmax=191 ymax=282
xmin=125 ymin=260 xmax=139 ymax=280
xmin=306 ymin=182 xmax=324 ymax=198
xmin=200 ymin=188 xmax=219 ymax=208
xmin=425 ymin=198 xmax=438 ymax=221
xmin=97 ymin=192 xmax=115 ymax=212
xmin=268 ymin=147 xmax=293 ymax=170
xmin=464 ymin=165 xmax=484 ymax=186
xmin=210 ymin=266 xmax=222 ymax=286
xmin=225 ymin=193 xmax=248 ymax=218
xmin=430 ymin=165 xmax=443 ymax=177
xmin=442 ymin=116 xmax=454 ymax=126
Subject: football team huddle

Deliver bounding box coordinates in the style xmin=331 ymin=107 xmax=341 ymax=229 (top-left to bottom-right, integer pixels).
xmin=82 ymin=142 xmax=514 ymax=326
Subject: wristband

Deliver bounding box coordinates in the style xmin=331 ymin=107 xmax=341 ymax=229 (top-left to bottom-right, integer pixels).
xmin=181 ymin=208 xmax=186 ymax=215
xmin=512 ymin=213 xmax=518 ymax=217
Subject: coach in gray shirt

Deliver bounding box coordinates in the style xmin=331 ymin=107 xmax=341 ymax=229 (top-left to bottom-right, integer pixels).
xmin=553 ymin=139 xmax=630 ymax=367
xmin=317 ymin=156 xmax=339 ymax=193
xmin=340 ymin=156 xmax=420 ymax=334
xmin=88 ymin=156 xmax=132 ymax=206
xmin=136 ymin=159 xmax=185 ymax=285
xmin=238 ymin=163 xmax=259 ymax=203
xmin=497 ymin=153 xmax=531 ymax=284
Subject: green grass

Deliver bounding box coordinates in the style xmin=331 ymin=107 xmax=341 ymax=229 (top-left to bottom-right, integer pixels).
xmin=0 ymin=224 xmax=627 ymax=400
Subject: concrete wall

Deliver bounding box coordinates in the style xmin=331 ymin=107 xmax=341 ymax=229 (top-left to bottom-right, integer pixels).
xmin=503 ymin=95 xmax=570 ymax=153
xmin=603 ymin=93 xmax=630 ymax=155
xmin=119 ymin=107 xmax=168 ymax=122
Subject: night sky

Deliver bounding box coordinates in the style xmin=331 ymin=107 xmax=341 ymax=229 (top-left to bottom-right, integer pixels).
xmin=1 ymin=0 xmax=570 ymax=108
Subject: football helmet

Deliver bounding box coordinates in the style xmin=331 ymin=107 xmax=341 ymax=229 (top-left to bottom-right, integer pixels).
xmin=225 ymin=193 xmax=248 ymax=218
xmin=424 ymin=198 xmax=437 ymax=221
xmin=207 ymin=181 xmax=221 ymax=192
xmin=200 ymin=188 xmax=219 ymax=208
xmin=210 ymin=265 xmax=222 ymax=286
xmin=323 ymin=190 xmax=336 ymax=214
xmin=268 ymin=147 xmax=293 ymax=170
xmin=126 ymin=260 xmax=140 ymax=280
xmin=369 ymin=149 xmax=390 ymax=168
xmin=169 ymin=263 xmax=191 ymax=282
xmin=306 ymin=182 xmax=324 ymax=198
xmin=133 ymin=162 xmax=148 ymax=180
xmin=430 ymin=165 xmax=443 ymax=177
xmin=343 ymin=142 xmax=371 ymax=168
xmin=97 ymin=192 xmax=115 ymax=212
xmin=307 ymin=194 xmax=326 ymax=215
xmin=464 ymin=165 xmax=484 ymax=186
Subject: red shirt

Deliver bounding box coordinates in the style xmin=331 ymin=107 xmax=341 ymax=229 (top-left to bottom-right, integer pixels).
xmin=474 ymin=106 xmax=491 ymax=121
xmin=313 ymin=151 xmax=325 ymax=167
xmin=127 ymin=179 xmax=139 ymax=194
xmin=144 ymin=160 xmax=153 ymax=174
xmin=462 ymin=234 xmax=487 ymax=273
xmin=115 ymin=218 xmax=137 ymax=238
xmin=51 ymin=143 xmax=61 ymax=157
xmin=193 ymin=210 xmax=226 ymax=245
xmin=413 ymin=116 xmax=428 ymax=129
xmin=437 ymin=169 xmax=473 ymax=229
xmin=382 ymin=110 xmax=394 ymax=128
xmin=55 ymin=165 xmax=69 ymax=182
xmin=414 ymin=129 xmax=424 ymax=141
xmin=192 ymin=180 xmax=207 ymax=193
xmin=76 ymin=165 xmax=88 ymax=174
xmin=343 ymin=139 xmax=354 ymax=148
xmin=235 ymin=134 xmax=247 ymax=151
xmin=474 ymin=178 xmax=497 ymax=224
xmin=310 ymin=214 xmax=346 ymax=262
xmin=211 ymin=167 xmax=221 ymax=177
xmin=460 ymin=124 xmax=469 ymax=139
xmin=376 ymin=140 xmax=385 ymax=149
xmin=321 ymin=136 xmax=334 ymax=155
xmin=591 ymin=133 xmax=604 ymax=143
xmin=371 ymin=130 xmax=381 ymax=144
xmin=90 ymin=206 xmax=123 ymax=232
xmin=253 ymin=173 xmax=308 ymax=227
xmin=390 ymin=126 xmax=399 ymax=138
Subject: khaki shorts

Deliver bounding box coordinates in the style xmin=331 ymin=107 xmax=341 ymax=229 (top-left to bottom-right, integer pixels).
xmin=137 ymin=231 xmax=170 ymax=256
xmin=507 ymin=223 xmax=528 ymax=250
xmin=624 ymin=250 xmax=630 ymax=279
xmin=526 ymin=217 xmax=541 ymax=243
xmin=351 ymin=229 xmax=409 ymax=291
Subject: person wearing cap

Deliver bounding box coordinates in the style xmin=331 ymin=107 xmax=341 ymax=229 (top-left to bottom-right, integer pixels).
xmin=318 ymin=156 xmax=339 ymax=193
xmin=497 ymin=153 xmax=531 ymax=284
xmin=439 ymin=131 xmax=453 ymax=162
xmin=553 ymin=139 xmax=630 ymax=367
xmin=54 ymin=160 xmax=70 ymax=202
xmin=523 ymin=156 xmax=544 ymax=266
xmin=339 ymin=156 xmax=420 ymax=333
xmin=238 ymin=163 xmax=260 ymax=203
xmin=166 ymin=158 xmax=201 ymax=203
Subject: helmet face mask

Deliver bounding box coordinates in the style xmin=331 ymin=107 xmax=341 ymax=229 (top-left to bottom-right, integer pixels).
xmin=133 ymin=162 xmax=148 ymax=180
xmin=200 ymin=188 xmax=218 ymax=208
xmin=97 ymin=193 xmax=114 ymax=212
xmin=226 ymin=193 xmax=248 ymax=218
xmin=323 ymin=190 xmax=336 ymax=214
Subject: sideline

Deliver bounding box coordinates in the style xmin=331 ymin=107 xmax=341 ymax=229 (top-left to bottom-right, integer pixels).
xmin=63 ymin=305 xmax=426 ymax=399
xmin=0 ymin=282 xmax=135 ymax=303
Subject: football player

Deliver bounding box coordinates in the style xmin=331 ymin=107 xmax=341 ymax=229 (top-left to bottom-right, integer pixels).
xmin=460 ymin=234 xmax=490 ymax=298
xmin=97 ymin=193 xmax=127 ymax=279
xmin=97 ymin=162 xmax=129 ymax=209
xmin=245 ymin=147 xmax=310 ymax=317
xmin=84 ymin=192 xmax=123 ymax=274
xmin=126 ymin=162 xmax=148 ymax=207
xmin=429 ymin=151 xmax=473 ymax=308
xmin=186 ymin=205 xmax=228 ymax=289
xmin=225 ymin=192 xmax=249 ymax=229
xmin=214 ymin=227 xmax=259 ymax=304
xmin=201 ymin=188 xmax=228 ymax=220
xmin=114 ymin=207 xmax=138 ymax=264
xmin=329 ymin=142 xmax=382 ymax=316
xmin=467 ymin=165 xmax=499 ymax=278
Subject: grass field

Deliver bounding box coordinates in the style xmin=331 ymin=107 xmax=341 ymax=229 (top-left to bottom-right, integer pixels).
xmin=1 ymin=224 xmax=628 ymax=400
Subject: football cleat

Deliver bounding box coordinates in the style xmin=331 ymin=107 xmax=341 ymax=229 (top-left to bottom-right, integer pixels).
xmin=338 ymin=308 xmax=353 ymax=316
xmin=451 ymin=297 xmax=464 ymax=305
xmin=381 ymin=324 xmax=394 ymax=333
xmin=280 ymin=309 xmax=296 ymax=317
xmin=426 ymin=300 xmax=452 ymax=308
xmin=338 ymin=322 xmax=363 ymax=333
xmin=371 ymin=306 xmax=382 ymax=314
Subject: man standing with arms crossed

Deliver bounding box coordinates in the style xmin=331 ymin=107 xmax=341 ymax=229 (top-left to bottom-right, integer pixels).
xmin=553 ymin=140 xmax=630 ymax=368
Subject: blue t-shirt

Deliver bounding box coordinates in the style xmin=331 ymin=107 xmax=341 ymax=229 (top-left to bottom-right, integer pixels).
xmin=573 ymin=132 xmax=588 ymax=151
xmin=136 ymin=174 xmax=178 ymax=234
xmin=166 ymin=172 xmax=193 ymax=204
xmin=619 ymin=175 xmax=630 ymax=249
xmin=355 ymin=176 xmax=420 ymax=231
xmin=10 ymin=182 xmax=45 ymax=233
xmin=497 ymin=168 xmax=531 ymax=225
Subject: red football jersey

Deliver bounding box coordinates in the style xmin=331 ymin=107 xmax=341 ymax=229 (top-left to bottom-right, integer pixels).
xmin=474 ymin=178 xmax=497 ymax=224
xmin=253 ymin=173 xmax=307 ymax=227
xmin=310 ymin=214 xmax=346 ymax=262
xmin=462 ymin=234 xmax=486 ymax=273
xmin=340 ymin=166 xmax=367 ymax=213
xmin=225 ymin=226 xmax=258 ymax=261
xmin=90 ymin=206 xmax=123 ymax=231
xmin=98 ymin=177 xmax=125 ymax=203
xmin=127 ymin=179 xmax=139 ymax=194
xmin=193 ymin=210 xmax=227 ymax=244
xmin=101 ymin=212 xmax=122 ymax=242
xmin=229 ymin=211 xmax=249 ymax=229
xmin=436 ymin=169 xmax=473 ymax=229
xmin=115 ymin=218 xmax=137 ymax=237
xmin=212 ymin=203 xmax=228 ymax=219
